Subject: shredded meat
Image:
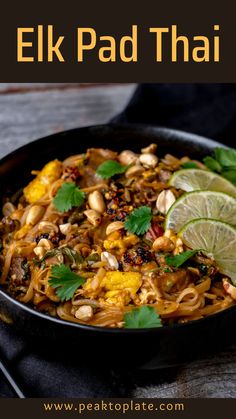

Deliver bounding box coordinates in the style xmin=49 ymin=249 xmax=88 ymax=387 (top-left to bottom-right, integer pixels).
xmin=157 ymin=269 xmax=193 ymax=293
xmin=79 ymin=148 xmax=117 ymax=188
xmin=159 ymin=169 xmax=171 ymax=182
xmin=9 ymin=257 xmax=28 ymax=286
xmin=87 ymin=148 xmax=117 ymax=169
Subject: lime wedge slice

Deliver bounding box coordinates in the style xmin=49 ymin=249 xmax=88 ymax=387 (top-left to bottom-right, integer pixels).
xmin=179 ymin=218 xmax=236 ymax=284
xmin=166 ymin=191 xmax=236 ymax=232
xmin=169 ymin=169 xmax=236 ymax=197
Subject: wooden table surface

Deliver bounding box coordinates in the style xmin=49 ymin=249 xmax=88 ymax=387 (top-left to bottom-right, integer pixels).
xmin=0 ymin=83 xmax=235 ymax=398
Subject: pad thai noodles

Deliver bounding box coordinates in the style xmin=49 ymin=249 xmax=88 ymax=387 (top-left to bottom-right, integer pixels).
xmin=0 ymin=143 xmax=235 ymax=328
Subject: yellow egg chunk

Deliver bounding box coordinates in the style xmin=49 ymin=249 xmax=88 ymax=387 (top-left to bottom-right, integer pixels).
xmin=24 ymin=182 xmax=48 ymax=204
xmin=101 ymin=271 xmax=142 ymax=294
xmin=103 ymin=239 xmax=126 ymax=253
xmin=24 ymin=160 xmax=62 ymax=203
xmin=103 ymin=290 xmax=131 ymax=306
xmin=103 ymin=235 xmax=140 ymax=254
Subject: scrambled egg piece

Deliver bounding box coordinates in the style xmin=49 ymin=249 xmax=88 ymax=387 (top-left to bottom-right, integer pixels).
xmin=102 ymin=290 xmax=131 ymax=306
xmin=101 ymin=271 xmax=142 ymax=306
xmin=24 ymin=160 xmax=62 ymax=203
xmin=83 ymin=271 xmax=142 ymax=306
xmin=102 ymin=271 xmax=141 ymax=294
xmin=103 ymin=235 xmax=140 ymax=254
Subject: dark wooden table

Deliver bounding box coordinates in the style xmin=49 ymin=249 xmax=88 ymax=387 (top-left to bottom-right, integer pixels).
xmin=0 ymin=83 xmax=235 ymax=398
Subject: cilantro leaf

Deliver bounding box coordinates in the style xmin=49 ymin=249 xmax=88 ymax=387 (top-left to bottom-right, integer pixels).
xmin=53 ymin=182 xmax=85 ymax=212
xmin=203 ymin=147 xmax=236 ymax=187
xmin=96 ymin=160 xmax=128 ymax=179
xmin=165 ymin=249 xmax=200 ymax=268
xmin=203 ymin=156 xmax=222 ymax=173
xmin=125 ymin=206 xmax=152 ymax=235
xmin=49 ymin=264 xmax=85 ymax=301
xmin=214 ymin=148 xmax=236 ymax=169
xmin=181 ymin=161 xmax=199 ymax=169
xmin=221 ymin=170 xmax=236 ymax=186
xmin=124 ymin=306 xmax=162 ymax=329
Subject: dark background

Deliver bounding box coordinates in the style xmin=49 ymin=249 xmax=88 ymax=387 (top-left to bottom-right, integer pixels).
xmin=112 ymin=84 xmax=236 ymax=147
xmin=0 ymin=0 xmax=235 ymax=81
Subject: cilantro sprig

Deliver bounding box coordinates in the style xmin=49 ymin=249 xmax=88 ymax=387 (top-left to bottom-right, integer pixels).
xmin=53 ymin=182 xmax=85 ymax=212
xmin=49 ymin=264 xmax=85 ymax=301
xmin=165 ymin=249 xmax=200 ymax=268
xmin=33 ymin=247 xmax=84 ymax=269
xmin=124 ymin=306 xmax=162 ymax=329
xmin=125 ymin=206 xmax=152 ymax=235
xmin=96 ymin=160 xmax=128 ymax=179
xmin=203 ymin=147 xmax=236 ymax=185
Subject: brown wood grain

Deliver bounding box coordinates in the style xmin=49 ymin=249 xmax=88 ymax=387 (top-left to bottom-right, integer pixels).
xmin=133 ymin=344 xmax=236 ymax=398
xmin=0 ymin=83 xmax=122 ymax=95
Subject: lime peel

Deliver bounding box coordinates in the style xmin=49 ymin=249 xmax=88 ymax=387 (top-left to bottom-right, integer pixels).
xmin=169 ymin=169 xmax=236 ymax=198
xmin=165 ymin=190 xmax=236 ymax=232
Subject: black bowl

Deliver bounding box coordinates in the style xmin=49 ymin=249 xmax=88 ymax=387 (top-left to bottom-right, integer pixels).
xmin=0 ymin=124 xmax=235 ymax=369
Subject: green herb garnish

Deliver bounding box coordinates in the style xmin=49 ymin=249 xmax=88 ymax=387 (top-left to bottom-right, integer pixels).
xmin=53 ymin=182 xmax=85 ymax=213
xmin=33 ymin=247 xmax=84 ymax=269
xmin=165 ymin=249 xmax=200 ymax=268
xmin=96 ymin=160 xmax=128 ymax=179
xmin=203 ymin=156 xmax=222 ymax=172
xmin=214 ymin=148 xmax=236 ymax=168
xmin=124 ymin=306 xmax=162 ymax=329
xmin=203 ymin=147 xmax=236 ymax=186
xmin=221 ymin=170 xmax=236 ymax=185
xmin=163 ymin=267 xmax=172 ymax=273
xmin=49 ymin=264 xmax=85 ymax=301
xmin=125 ymin=206 xmax=152 ymax=235
xmin=181 ymin=161 xmax=199 ymax=169
xmin=62 ymin=247 xmax=84 ymax=266
xmin=86 ymin=253 xmax=100 ymax=264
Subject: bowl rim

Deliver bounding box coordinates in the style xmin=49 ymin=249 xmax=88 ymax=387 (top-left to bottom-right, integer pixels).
xmin=0 ymin=122 xmax=229 ymax=165
xmin=1 ymin=284 xmax=236 ymax=334
xmin=0 ymin=123 xmax=234 ymax=334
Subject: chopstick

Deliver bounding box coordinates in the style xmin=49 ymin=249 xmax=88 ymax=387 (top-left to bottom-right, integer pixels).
xmin=0 ymin=357 xmax=25 ymax=398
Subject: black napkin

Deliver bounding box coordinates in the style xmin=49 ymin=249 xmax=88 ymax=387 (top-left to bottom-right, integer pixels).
xmin=112 ymin=83 xmax=236 ymax=147
xmin=0 ymin=322 xmax=122 ymax=397
xmin=1 ymin=83 xmax=236 ymax=397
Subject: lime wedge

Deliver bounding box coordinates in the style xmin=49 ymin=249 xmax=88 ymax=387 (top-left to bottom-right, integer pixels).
xmin=166 ymin=191 xmax=236 ymax=232
xmin=169 ymin=169 xmax=236 ymax=197
xmin=179 ymin=218 xmax=236 ymax=284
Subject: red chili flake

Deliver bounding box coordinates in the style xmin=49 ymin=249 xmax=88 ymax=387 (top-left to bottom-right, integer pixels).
xmin=208 ymin=266 xmax=218 ymax=277
xmin=123 ymin=247 xmax=153 ymax=266
xmin=146 ymin=223 xmax=164 ymax=242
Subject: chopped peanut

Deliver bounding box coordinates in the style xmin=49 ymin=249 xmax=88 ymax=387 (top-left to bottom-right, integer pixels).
xmin=152 ymin=236 xmax=175 ymax=252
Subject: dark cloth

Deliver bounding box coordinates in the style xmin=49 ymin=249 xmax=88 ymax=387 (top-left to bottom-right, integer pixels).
xmin=0 ymin=323 xmax=120 ymax=397
xmin=112 ymin=84 xmax=236 ymax=147
xmin=1 ymin=83 xmax=236 ymax=397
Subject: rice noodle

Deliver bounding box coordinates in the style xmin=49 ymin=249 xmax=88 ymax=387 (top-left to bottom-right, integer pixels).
xmin=0 ymin=146 xmax=234 ymax=328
